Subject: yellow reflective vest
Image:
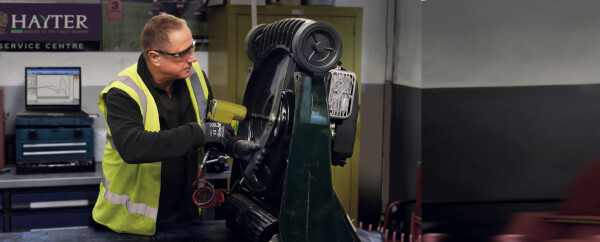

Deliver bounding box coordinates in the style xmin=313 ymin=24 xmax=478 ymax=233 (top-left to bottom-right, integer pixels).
xmin=92 ymin=61 xmax=209 ymax=235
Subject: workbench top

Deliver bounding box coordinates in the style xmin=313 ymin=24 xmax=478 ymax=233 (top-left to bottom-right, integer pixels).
xmin=0 ymin=220 xmax=247 ymax=241
xmin=0 ymin=163 xmax=230 ymax=189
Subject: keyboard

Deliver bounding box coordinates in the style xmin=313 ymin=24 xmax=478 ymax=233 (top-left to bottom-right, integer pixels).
xmin=17 ymin=111 xmax=89 ymax=118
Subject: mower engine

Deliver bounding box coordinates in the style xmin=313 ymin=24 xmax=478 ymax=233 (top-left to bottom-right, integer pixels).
xmin=223 ymin=18 xmax=359 ymax=242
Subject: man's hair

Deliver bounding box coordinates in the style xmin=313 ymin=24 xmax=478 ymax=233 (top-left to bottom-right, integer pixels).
xmin=140 ymin=14 xmax=187 ymax=58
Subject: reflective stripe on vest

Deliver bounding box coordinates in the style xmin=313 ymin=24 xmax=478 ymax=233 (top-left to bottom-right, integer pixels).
xmin=101 ymin=172 xmax=158 ymax=220
xmin=106 ymin=134 xmax=118 ymax=152
xmin=189 ymin=67 xmax=206 ymax=127
xmin=112 ymin=75 xmax=148 ymax=123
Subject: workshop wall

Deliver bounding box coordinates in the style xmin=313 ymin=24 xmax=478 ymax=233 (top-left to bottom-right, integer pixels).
xmin=374 ymin=0 xmax=422 ymax=222
xmin=423 ymin=0 xmax=600 ymax=89
xmin=404 ymin=0 xmax=600 ymax=240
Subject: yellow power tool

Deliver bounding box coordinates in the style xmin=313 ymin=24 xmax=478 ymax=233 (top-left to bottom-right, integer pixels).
xmin=207 ymin=99 xmax=272 ymax=123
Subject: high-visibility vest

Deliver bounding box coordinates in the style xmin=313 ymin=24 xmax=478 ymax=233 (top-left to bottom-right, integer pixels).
xmin=92 ymin=61 xmax=209 ymax=235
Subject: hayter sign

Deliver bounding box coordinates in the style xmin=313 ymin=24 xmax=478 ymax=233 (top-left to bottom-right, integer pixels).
xmin=0 ymin=3 xmax=101 ymax=51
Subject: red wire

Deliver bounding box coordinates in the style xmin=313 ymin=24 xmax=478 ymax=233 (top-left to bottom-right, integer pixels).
xmin=383 ymin=201 xmax=401 ymax=229
xmin=192 ymin=168 xmax=229 ymax=209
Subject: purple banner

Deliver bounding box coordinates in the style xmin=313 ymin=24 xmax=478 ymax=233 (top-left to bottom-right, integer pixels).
xmin=0 ymin=3 xmax=101 ymax=51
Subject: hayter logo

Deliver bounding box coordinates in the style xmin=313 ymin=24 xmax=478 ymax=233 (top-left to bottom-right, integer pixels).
xmin=11 ymin=14 xmax=88 ymax=30
xmin=0 ymin=3 xmax=101 ymax=51
xmin=0 ymin=3 xmax=100 ymax=41
xmin=9 ymin=13 xmax=89 ymax=35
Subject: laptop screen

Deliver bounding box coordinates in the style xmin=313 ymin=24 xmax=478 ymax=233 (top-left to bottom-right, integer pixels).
xmin=25 ymin=67 xmax=81 ymax=110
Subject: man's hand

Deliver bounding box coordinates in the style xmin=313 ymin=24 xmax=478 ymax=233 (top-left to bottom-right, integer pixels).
xmin=203 ymin=122 xmax=233 ymax=151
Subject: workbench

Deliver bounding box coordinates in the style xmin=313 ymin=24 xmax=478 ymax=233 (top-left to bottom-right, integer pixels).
xmin=0 ymin=220 xmax=246 ymax=241
xmin=0 ymin=163 xmax=230 ymax=232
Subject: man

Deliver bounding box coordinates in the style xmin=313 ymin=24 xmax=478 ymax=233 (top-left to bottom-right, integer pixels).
xmin=92 ymin=14 xmax=232 ymax=235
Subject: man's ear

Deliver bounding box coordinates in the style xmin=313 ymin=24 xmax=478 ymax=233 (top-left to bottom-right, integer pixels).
xmin=148 ymin=52 xmax=160 ymax=66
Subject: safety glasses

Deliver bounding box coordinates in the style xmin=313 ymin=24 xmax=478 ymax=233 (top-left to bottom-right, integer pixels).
xmin=151 ymin=41 xmax=196 ymax=58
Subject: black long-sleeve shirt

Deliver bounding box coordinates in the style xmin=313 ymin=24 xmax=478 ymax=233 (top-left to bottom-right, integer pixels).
xmin=105 ymin=54 xmax=212 ymax=227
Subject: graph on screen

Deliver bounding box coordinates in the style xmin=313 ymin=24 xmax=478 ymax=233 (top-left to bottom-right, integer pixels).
xmin=36 ymin=75 xmax=73 ymax=103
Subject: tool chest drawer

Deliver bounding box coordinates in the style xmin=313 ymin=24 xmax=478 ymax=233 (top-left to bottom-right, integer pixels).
xmin=15 ymin=127 xmax=94 ymax=160
xmin=16 ymin=128 xmax=93 ymax=141
xmin=11 ymin=207 xmax=93 ymax=231
xmin=9 ymin=190 xmax=98 ymax=231
xmin=11 ymin=190 xmax=98 ymax=207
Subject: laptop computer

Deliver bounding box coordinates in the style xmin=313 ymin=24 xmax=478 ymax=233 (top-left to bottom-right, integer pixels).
xmin=18 ymin=67 xmax=88 ymax=118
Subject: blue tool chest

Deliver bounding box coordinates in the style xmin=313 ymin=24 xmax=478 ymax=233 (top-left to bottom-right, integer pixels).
xmin=15 ymin=117 xmax=95 ymax=174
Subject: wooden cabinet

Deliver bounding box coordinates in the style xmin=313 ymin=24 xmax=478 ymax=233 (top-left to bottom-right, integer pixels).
xmin=208 ymin=5 xmax=362 ymax=219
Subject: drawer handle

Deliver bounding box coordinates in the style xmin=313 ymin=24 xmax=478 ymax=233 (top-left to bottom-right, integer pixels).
xmin=23 ymin=142 xmax=87 ymax=148
xmin=30 ymin=226 xmax=89 ymax=232
xmin=30 ymin=200 xmax=89 ymax=209
xmin=23 ymin=150 xmax=87 ymax=156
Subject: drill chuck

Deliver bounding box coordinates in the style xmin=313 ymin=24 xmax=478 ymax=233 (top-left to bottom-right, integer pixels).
xmin=247 ymin=113 xmax=272 ymax=122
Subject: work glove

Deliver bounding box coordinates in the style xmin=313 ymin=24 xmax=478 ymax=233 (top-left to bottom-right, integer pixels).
xmin=203 ymin=121 xmax=233 ymax=152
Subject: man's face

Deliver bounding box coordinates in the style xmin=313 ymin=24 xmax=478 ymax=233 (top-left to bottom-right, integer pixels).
xmin=159 ymin=27 xmax=197 ymax=80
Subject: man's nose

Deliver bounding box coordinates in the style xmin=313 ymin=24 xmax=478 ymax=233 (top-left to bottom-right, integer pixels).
xmin=187 ymin=52 xmax=197 ymax=63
